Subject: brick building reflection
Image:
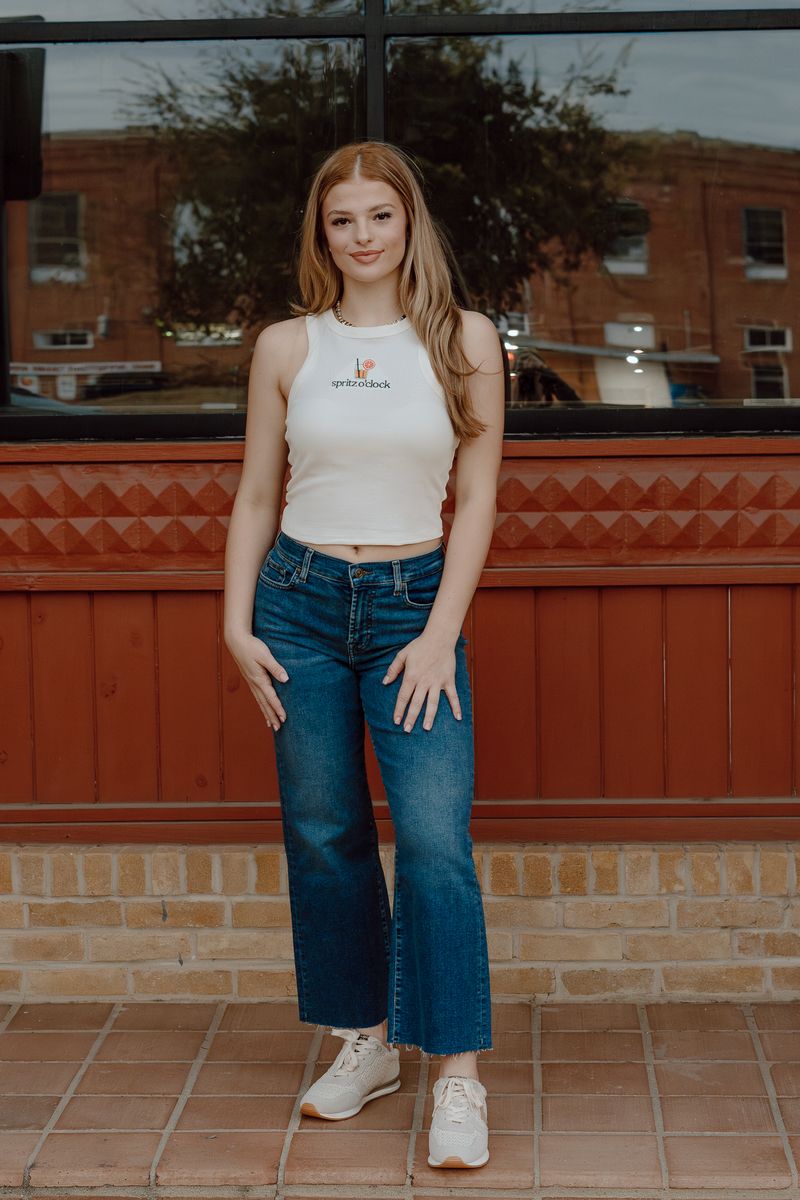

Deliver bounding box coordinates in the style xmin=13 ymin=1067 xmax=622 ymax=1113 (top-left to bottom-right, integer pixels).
xmin=7 ymin=127 xmax=798 ymax=409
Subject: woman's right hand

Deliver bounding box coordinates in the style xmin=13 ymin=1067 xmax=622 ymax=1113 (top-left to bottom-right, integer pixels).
xmin=226 ymin=632 xmax=289 ymax=731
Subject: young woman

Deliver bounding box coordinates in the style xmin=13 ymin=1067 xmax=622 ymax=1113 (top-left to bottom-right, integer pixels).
xmin=224 ymin=140 xmax=504 ymax=1170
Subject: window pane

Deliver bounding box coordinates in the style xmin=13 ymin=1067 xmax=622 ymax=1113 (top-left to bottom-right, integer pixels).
xmin=387 ymin=0 xmax=800 ymax=13
xmin=4 ymin=38 xmax=364 ymax=417
xmin=0 ymin=0 xmax=359 ymax=19
xmin=387 ymin=30 xmax=799 ymax=410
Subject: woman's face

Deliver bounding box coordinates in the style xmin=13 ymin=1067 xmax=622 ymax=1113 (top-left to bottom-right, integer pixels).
xmin=322 ymin=175 xmax=409 ymax=285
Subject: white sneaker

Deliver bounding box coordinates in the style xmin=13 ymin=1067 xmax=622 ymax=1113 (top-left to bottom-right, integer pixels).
xmin=428 ymin=1074 xmax=490 ymax=1168
xmin=299 ymin=1027 xmax=401 ymax=1120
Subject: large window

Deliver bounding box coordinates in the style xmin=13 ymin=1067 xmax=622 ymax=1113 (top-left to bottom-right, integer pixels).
xmin=1 ymin=3 xmax=799 ymax=437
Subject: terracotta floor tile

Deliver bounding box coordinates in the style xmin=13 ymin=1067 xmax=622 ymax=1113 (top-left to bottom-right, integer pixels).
xmin=540 ymin=1030 xmax=644 ymax=1061
xmin=96 ymin=1030 xmax=205 ymax=1061
xmin=299 ymin=1092 xmax=416 ymax=1131
xmin=192 ymin=1060 xmax=306 ymax=1095
xmin=777 ymin=1097 xmax=800 ymax=1131
xmin=0 ymin=1031 xmax=98 ymax=1062
xmin=490 ymin=1001 xmax=533 ymax=1032
xmin=0 ymin=1132 xmax=42 ymax=1186
xmin=284 ymin=1130 xmax=409 ymax=1186
xmin=772 ymin=1063 xmax=800 ymax=1097
xmin=646 ymin=1002 xmax=747 ymax=1031
xmin=411 ymin=1131 xmax=533 ymax=1188
xmin=177 ymin=1094 xmax=296 ymax=1130
xmin=480 ymin=1030 xmax=532 ymax=1061
xmin=542 ymin=1061 xmax=650 ymax=1095
xmin=0 ymin=1095 xmax=60 ymax=1130
xmin=113 ymin=1002 xmax=217 ymax=1031
xmin=76 ymin=1062 xmax=190 ymax=1095
xmin=787 ymin=1135 xmax=800 ymax=1170
xmin=218 ymin=1001 xmax=305 ymax=1031
xmin=7 ymin=1003 xmax=113 ymax=1031
xmin=0 ymin=1061 xmax=79 ymax=1095
xmin=655 ymin=1061 xmax=766 ymax=1096
xmin=753 ymin=1002 xmax=800 ymax=1031
xmin=664 ymin=1134 xmax=792 ymax=1188
xmin=54 ymin=1094 xmax=176 ymax=1130
xmin=543 ymin=1094 xmax=655 ymax=1132
xmin=541 ymin=1003 xmax=639 ymax=1031
xmin=422 ymin=1092 xmax=535 ymax=1132
xmin=652 ymin=1029 xmax=756 ymax=1061
xmin=156 ymin=1130 xmax=284 ymax=1185
xmin=759 ymin=1030 xmax=800 ymax=1061
xmin=28 ymin=1131 xmax=161 ymax=1186
xmin=207 ymin=1029 xmax=314 ymax=1061
xmin=539 ymin=1132 xmax=662 ymax=1188
xmin=661 ymin=1095 xmax=777 ymax=1133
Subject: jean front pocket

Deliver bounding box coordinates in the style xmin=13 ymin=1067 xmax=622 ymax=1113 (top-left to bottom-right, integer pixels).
xmin=400 ymin=569 xmax=442 ymax=610
xmin=258 ymin=551 xmax=300 ymax=591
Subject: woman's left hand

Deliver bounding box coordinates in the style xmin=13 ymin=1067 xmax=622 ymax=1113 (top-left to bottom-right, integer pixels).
xmin=381 ymin=629 xmax=463 ymax=732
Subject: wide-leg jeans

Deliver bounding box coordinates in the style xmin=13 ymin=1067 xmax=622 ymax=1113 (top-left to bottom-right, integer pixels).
xmin=252 ymin=529 xmax=493 ymax=1056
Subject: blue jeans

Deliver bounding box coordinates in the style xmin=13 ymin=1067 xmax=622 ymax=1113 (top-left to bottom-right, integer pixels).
xmin=252 ymin=529 xmax=492 ymax=1056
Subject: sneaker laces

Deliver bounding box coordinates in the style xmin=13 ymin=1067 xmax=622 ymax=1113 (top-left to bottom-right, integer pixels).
xmin=329 ymin=1027 xmax=381 ymax=1076
xmin=434 ymin=1075 xmax=486 ymax=1123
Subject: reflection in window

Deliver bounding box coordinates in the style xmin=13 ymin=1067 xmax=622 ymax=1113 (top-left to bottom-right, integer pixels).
xmin=602 ymin=199 xmax=649 ymax=276
xmin=33 ymin=329 xmax=94 ymax=349
xmin=743 ymin=207 xmax=786 ymax=280
xmin=6 ymin=38 xmax=364 ymax=415
xmin=745 ymin=327 xmax=792 ymax=353
xmin=751 ymin=364 xmax=787 ymax=402
xmin=0 ymin=0 xmax=359 ymax=19
xmin=386 ymin=0 xmax=800 ymax=13
xmin=28 ymin=193 xmax=84 ymax=283
xmin=387 ymin=31 xmax=799 ymax=410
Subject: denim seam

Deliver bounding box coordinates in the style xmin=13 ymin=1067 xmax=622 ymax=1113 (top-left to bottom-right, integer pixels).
xmin=279 ymin=804 xmax=310 ymax=1019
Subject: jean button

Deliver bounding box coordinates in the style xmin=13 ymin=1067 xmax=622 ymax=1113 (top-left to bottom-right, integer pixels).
xmin=353 ymin=567 xmax=365 ymax=578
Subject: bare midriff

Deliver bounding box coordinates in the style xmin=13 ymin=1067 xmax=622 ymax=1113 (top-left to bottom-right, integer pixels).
xmin=294 ymin=536 xmax=443 ymax=564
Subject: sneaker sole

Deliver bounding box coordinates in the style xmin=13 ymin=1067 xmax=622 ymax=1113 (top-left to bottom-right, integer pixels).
xmin=427 ymin=1148 xmax=490 ymax=1168
xmin=300 ymin=1075 xmax=401 ymax=1120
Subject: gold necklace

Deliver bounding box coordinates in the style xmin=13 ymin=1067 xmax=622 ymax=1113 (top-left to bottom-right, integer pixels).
xmin=333 ymin=299 xmax=405 ymax=327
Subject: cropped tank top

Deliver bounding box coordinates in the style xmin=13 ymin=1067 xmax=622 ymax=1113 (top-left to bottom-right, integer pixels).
xmin=280 ymin=307 xmax=460 ymax=545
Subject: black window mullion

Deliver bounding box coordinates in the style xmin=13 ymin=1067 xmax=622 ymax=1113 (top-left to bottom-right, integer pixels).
xmin=364 ymin=0 xmax=385 ymax=140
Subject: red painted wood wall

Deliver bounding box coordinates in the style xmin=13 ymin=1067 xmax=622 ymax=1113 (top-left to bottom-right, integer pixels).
xmin=1 ymin=436 xmax=799 ymax=843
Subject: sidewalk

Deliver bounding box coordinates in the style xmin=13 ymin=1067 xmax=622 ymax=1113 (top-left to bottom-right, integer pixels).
xmin=1 ymin=997 xmax=799 ymax=1197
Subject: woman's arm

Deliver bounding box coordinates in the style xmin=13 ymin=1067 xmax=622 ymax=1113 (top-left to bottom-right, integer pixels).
xmin=423 ymin=309 xmax=505 ymax=645
xmin=223 ymin=322 xmax=293 ymax=646
xmin=382 ymin=309 xmax=505 ymax=733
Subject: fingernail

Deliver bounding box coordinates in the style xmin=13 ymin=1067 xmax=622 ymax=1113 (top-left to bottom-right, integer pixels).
xmin=394 ymin=716 xmax=400 ymax=724
xmin=382 ymin=676 xmax=389 ymax=684
xmin=404 ymin=724 xmax=411 ymax=733
xmin=280 ymin=673 xmax=289 ymax=682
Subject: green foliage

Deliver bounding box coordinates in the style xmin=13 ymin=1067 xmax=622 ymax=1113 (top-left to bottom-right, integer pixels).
xmin=122 ymin=1 xmax=649 ymax=332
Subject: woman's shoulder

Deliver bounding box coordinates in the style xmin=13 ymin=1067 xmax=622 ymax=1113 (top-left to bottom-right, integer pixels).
xmin=455 ymin=307 xmax=501 ymax=351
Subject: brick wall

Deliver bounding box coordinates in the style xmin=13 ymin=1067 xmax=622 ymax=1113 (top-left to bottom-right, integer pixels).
xmin=0 ymin=843 xmax=797 ymax=1002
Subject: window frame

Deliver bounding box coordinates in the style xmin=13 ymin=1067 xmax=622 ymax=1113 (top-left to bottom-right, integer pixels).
xmin=2 ymin=4 xmax=800 ymax=439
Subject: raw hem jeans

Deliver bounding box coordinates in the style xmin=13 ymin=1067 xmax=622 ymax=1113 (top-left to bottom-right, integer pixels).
xmin=251 ymin=529 xmax=493 ymax=1057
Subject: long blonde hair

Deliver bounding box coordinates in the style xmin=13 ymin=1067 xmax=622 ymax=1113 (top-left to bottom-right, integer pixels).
xmin=289 ymin=140 xmax=489 ymax=441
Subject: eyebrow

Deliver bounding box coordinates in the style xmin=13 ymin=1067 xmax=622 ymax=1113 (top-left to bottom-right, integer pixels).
xmin=326 ymin=203 xmax=396 ymax=216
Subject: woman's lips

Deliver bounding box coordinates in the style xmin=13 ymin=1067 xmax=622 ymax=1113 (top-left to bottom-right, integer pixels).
xmin=351 ymin=251 xmax=382 ymax=261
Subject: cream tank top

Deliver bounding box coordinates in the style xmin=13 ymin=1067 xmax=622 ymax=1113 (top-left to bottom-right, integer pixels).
xmin=280 ymin=307 xmax=460 ymax=545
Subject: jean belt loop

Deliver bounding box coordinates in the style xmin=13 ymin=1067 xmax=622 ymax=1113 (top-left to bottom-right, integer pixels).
xmin=391 ymin=559 xmax=403 ymax=595
xmin=300 ymin=546 xmax=314 ymax=581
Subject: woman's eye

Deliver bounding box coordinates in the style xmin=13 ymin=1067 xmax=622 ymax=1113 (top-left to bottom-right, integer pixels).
xmin=375 ymin=211 xmax=391 ymax=220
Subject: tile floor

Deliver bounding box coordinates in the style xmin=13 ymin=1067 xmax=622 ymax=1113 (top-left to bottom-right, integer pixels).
xmin=1 ymin=998 xmax=800 ymax=1197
